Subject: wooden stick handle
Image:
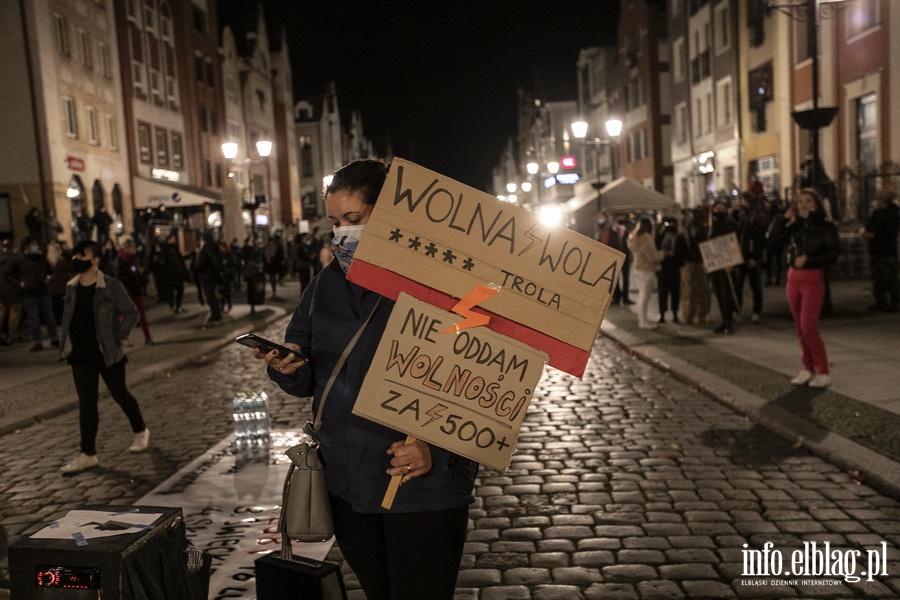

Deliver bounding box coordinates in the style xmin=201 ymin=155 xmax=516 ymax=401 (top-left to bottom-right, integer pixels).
xmin=381 ymin=436 xmax=417 ymax=510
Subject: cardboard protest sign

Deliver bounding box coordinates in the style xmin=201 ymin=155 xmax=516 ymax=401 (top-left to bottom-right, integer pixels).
xmin=700 ymin=232 xmax=744 ymax=273
xmin=353 ymin=293 xmax=548 ymax=471
xmin=347 ymin=158 xmax=624 ymax=377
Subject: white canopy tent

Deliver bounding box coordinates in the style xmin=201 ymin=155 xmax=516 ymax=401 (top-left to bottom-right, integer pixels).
xmin=594 ymin=177 xmax=681 ymax=214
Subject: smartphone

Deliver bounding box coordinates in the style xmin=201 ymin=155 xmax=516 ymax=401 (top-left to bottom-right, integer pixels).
xmin=235 ymin=333 xmax=304 ymax=359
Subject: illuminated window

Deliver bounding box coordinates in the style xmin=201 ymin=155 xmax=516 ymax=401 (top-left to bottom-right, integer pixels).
xmin=847 ymin=0 xmax=878 ymax=38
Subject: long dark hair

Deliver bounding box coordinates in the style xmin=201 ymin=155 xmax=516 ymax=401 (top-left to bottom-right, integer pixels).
xmin=325 ymin=160 xmax=389 ymax=205
xmin=632 ymin=217 xmax=654 ymax=238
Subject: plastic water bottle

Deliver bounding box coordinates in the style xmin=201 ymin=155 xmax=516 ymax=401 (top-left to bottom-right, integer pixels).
xmin=251 ymin=392 xmax=271 ymax=438
xmin=232 ymin=393 xmax=248 ymax=438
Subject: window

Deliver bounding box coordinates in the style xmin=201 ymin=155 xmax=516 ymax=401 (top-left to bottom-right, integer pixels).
xmin=628 ymin=130 xmax=648 ymax=162
xmin=706 ymin=92 xmax=713 ymax=132
xmin=54 ymin=14 xmax=69 ymax=56
xmin=166 ymin=76 xmax=178 ymax=106
xmin=694 ymin=98 xmax=703 ymax=136
xmin=847 ymin=0 xmax=878 ymax=38
xmin=673 ymin=37 xmax=686 ymax=82
xmin=857 ymin=94 xmax=877 ymax=206
xmin=99 ymin=43 xmax=111 ymax=79
xmin=154 ymin=127 xmax=168 ymax=165
xmin=210 ymin=111 xmax=218 ymax=136
xmin=105 ymin=114 xmax=118 ymax=150
xmin=126 ymin=0 xmax=138 ymax=21
xmin=171 ymin=132 xmax=183 ymax=169
xmin=150 ymin=69 xmax=162 ymax=104
xmin=137 ymin=122 xmax=152 ymax=163
xmin=627 ymin=78 xmax=644 ymax=110
xmin=202 ymin=160 xmax=212 ymax=186
xmin=87 ymin=107 xmax=98 ymax=144
xmin=144 ymin=2 xmax=156 ymax=32
xmin=132 ymin=61 xmax=145 ymax=95
xmin=63 ymin=97 xmax=77 ymax=138
xmin=676 ymin=102 xmax=689 ymax=143
xmin=225 ymin=74 xmax=238 ymax=102
xmin=198 ymin=106 xmax=207 ymax=132
xmin=672 ymin=0 xmax=683 ymax=17
xmin=228 ymin=122 xmax=241 ymax=141
xmin=192 ymin=5 xmax=207 ymax=34
xmin=715 ymin=2 xmax=731 ymax=52
xmin=214 ymin=163 xmax=223 ymax=188
xmin=749 ymin=62 xmax=773 ymax=132
xmin=77 ymin=29 xmax=92 ymax=69
xmin=795 ymin=17 xmax=810 ymax=62
xmin=160 ymin=10 xmax=172 ymax=42
xmin=716 ymin=78 xmax=733 ymax=127
xmin=194 ymin=53 xmax=204 ymax=82
xmin=205 ymin=58 xmax=214 ymax=87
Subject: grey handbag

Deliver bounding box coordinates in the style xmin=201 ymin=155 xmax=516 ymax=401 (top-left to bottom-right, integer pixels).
xmin=279 ymin=297 xmax=383 ymax=558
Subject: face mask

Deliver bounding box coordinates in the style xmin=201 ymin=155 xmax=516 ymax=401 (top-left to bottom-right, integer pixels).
xmin=72 ymin=258 xmax=93 ymax=273
xmin=331 ymin=225 xmax=366 ymax=273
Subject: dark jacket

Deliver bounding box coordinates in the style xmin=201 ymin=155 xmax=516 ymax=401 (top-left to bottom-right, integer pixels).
xmin=194 ymin=243 xmax=222 ymax=281
xmin=785 ymin=212 xmax=841 ymax=270
xmin=864 ymin=202 xmax=900 ymax=257
xmin=9 ymin=252 xmax=51 ymax=297
xmin=736 ymin=205 xmax=770 ymax=262
xmin=0 ymin=251 xmax=23 ymax=304
xmin=268 ymin=260 xmax=477 ymax=514
xmin=58 ymin=270 xmax=139 ymax=368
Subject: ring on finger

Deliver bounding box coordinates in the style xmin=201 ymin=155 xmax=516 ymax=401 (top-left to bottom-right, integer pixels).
xmin=405 ymin=464 xmax=411 ymax=472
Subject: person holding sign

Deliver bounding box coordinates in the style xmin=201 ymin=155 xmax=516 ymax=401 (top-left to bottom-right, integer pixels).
xmin=784 ymin=188 xmax=841 ymax=388
xmin=252 ymin=160 xmax=477 ymax=600
xmin=627 ymin=217 xmax=666 ymax=330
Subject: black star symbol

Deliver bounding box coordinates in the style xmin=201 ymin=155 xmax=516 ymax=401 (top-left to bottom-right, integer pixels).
xmin=462 ymin=257 xmax=475 ymax=271
xmin=424 ymin=243 xmax=438 ymax=257
xmin=408 ymin=236 xmax=422 ymax=251
xmin=389 ymin=228 xmax=403 ymax=242
xmin=442 ymin=249 xmax=457 ymax=264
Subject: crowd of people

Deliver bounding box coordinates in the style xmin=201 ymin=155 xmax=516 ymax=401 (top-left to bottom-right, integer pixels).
xmin=601 ymin=186 xmax=900 ymax=387
xmin=0 ymin=226 xmax=337 ymax=352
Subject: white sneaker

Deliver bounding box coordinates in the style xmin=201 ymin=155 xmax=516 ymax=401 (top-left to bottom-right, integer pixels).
xmin=790 ymin=370 xmax=814 ymax=385
xmin=808 ymin=374 xmax=832 ymax=388
xmin=60 ymin=453 xmax=99 ymax=474
xmin=129 ymin=428 xmax=150 ymax=453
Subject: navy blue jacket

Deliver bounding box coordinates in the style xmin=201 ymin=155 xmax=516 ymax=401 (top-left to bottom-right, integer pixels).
xmin=269 ymin=260 xmax=477 ymax=513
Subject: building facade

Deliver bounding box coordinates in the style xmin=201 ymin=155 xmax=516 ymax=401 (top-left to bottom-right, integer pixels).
xmin=1 ymin=0 xmax=131 ymax=246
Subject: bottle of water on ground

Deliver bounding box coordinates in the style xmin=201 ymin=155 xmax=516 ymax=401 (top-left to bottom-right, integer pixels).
xmin=232 ymin=393 xmax=249 ymax=438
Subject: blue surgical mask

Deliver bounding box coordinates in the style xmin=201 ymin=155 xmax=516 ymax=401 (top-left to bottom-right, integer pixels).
xmin=331 ymin=225 xmax=366 ymax=273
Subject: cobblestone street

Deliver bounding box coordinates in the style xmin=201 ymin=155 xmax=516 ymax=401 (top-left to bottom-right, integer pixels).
xmin=1 ymin=313 xmax=898 ymax=599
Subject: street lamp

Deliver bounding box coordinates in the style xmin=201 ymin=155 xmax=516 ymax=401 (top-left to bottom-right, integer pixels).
xmin=221 ymin=139 xmax=273 ymax=240
xmin=571 ymin=118 xmax=624 ymax=185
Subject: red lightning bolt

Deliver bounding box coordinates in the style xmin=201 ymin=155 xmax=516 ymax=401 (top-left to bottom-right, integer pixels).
xmin=518 ymin=223 xmax=544 ymax=257
xmin=439 ymin=285 xmax=499 ymax=334
xmin=424 ymin=403 xmax=448 ymax=426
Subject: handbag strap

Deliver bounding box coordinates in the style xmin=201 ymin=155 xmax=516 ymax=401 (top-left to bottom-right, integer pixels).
xmin=281 ymin=295 xmax=383 ymax=560
xmin=306 ymin=296 xmax=383 ymax=439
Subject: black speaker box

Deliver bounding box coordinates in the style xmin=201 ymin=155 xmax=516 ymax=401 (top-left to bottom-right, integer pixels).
xmin=255 ymin=553 xmax=347 ymax=600
xmin=9 ymin=505 xmax=209 ymax=600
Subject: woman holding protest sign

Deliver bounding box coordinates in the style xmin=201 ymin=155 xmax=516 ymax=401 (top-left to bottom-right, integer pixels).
xmin=249 ymin=159 xmax=477 ymax=600
xmin=784 ymin=188 xmax=841 ymax=388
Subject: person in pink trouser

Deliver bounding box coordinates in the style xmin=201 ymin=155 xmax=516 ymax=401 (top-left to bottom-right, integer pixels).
xmin=783 ymin=189 xmax=841 ymax=388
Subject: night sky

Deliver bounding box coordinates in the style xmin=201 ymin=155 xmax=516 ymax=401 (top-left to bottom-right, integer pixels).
xmin=218 ymin=1 xmax=620 ymax=191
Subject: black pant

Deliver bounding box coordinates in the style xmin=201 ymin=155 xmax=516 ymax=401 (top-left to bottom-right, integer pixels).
xmin=735 ymin=263 xmax=764 ymax=314
xmin=657 ymin=267 xmax=681 ymax=316
xmin=710 ymin=270 xmax=735 ymax=326
xmin=330 ymin=495 xmax=468 ymax=600
xmin=71 ymin=359 xmax=145 ymax=456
